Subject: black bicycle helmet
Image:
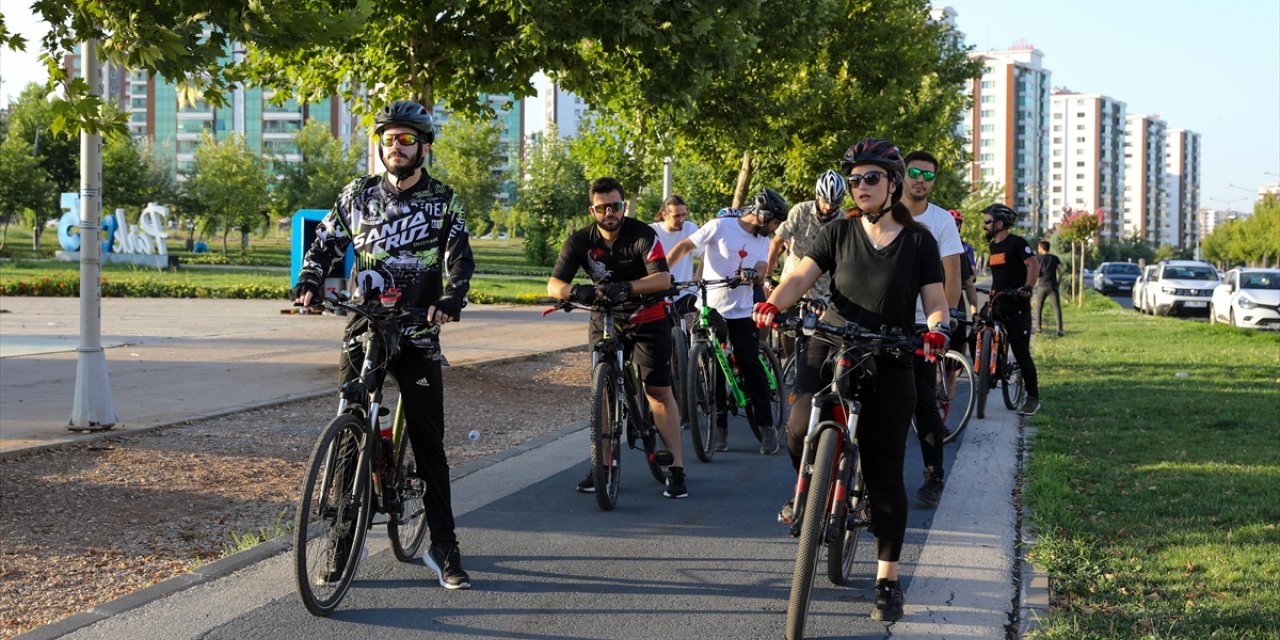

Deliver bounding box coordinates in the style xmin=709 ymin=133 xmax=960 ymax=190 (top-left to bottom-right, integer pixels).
xmin=748 ymin=188 xmax=790 ymax=223
xmin=374 ymin=100 xmax=435 ymax=143
xmin=982 ymin=203 xmax=1018 ymax=228
xmin=840 ymin=137 xmax=905 ymax=219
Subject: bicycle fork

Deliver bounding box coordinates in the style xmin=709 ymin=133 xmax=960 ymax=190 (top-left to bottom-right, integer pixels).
xmin=786 ymin=395 xmax=859 ymax=538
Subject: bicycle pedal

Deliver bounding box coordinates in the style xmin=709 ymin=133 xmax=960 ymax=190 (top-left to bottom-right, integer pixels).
xmin=650 ymin=450 xmax=675 ymax=466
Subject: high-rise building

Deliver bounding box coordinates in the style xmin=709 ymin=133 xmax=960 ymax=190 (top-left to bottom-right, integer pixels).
xmin=1123 ymin=114 xmax=1170 ymax=246
xmin=965 ymin=42 xmax=1052 ymax=234
xmin=1047 ymin=89 xmax=1126 ymax=239
xmin=1165 ymin=128 xmax=1201 ymax=249
xmin=523 ymin=72 xmax=589 ymax=144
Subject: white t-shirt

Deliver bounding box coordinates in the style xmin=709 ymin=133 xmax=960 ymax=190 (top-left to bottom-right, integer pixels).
xmin=650 ymin=220 xmax=701 ymax=299
xmin=686 ymin=217 xmax=770 ymax=320
xmin=915 ymin=202 xmax=964 ymax=324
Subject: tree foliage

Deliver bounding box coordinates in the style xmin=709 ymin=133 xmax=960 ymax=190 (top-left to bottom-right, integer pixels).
xmin=432 ymin=116 xmax=508 ymax=236
xmin=269 ymin=120 xmax=363 ymax=220
xmin=0 ymin=137 xmax=55 ymax=249
xmin=182 ymin=132 xmax=270 ymax=254
xmin=102 ymin=136 xmax=173 ymax=216
xmin=1202 ymin=196 xmax=1280 ymax=268
xmin=514 ymin=126 xmax=586 ymax=266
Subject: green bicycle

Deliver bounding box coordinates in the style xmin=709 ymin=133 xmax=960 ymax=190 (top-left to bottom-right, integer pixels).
xmin=676 ymin=278 xmax=787 ymax=462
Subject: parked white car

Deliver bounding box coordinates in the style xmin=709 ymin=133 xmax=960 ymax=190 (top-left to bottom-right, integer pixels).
xmin=1132 ymin=265 xmax=1157 ymax=313
xmin=1211 ymin=268 xmax=1280 ymax=329
xmin=1150 ymin=260 xmax=1220 ymax=317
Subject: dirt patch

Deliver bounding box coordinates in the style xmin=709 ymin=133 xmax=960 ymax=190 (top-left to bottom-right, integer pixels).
xmin=0 ymin=348 xmax=591 ymax=639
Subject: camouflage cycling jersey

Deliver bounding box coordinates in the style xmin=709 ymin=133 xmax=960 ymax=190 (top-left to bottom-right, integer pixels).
xmin=299 ymin=170 xmax=475 ymax=349
xmin=776 ymin=200 xmax=841 ymax=301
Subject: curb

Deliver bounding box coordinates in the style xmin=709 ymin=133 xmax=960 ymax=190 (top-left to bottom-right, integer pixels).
xmin=1016 ymin=422 xmax=1051 ymax=637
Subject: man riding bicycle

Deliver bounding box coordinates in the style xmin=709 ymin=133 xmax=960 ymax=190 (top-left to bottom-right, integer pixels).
xmin=547 ymin=177 xmax=688 ymax=499
xmin=667 ymin=188 xmax=790 ymax=455
xmin=291 ymin=100 xmax=473 ymax=590
xmin=982 ymin=203 xmax=1042 ymax=416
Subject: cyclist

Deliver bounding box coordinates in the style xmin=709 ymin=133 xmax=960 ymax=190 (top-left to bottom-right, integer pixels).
xmin=764 ymin=169 xmax=846 ymax=359
xmin=753 ymin=138 xmax=950 ymax=622
xmin=547 ymin=177 xmax=688 ymax=499
xmin=650 ymin=195 xmax=701 ymax=321
xmin=982 ymin=203 xmax=1041 ymax=416
xmin=901 ymin=150 xmax=964 ymax=509
xmin=667 ymin=188 xmax=790 ymax=455
xmin=1033 ymin=240 xmax=1065 ymax=336
xmin=291 ymin=100 xmax=473 ymax=590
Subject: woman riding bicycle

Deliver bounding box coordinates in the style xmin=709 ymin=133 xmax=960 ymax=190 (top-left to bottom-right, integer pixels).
xmin=753 ymin=138 xmax=950 ymax=622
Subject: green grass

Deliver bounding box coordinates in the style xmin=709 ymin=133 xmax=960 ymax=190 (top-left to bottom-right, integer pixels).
xmin=1024 ymin=293 xmax=1280 ymax=639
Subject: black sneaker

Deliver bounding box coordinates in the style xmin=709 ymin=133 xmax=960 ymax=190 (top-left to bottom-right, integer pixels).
xmin=664 ymin=466 xmax=688 ymax=499
xmin=1018 ymin=396 xmax=1041 ymax=416
xmin=423 ymin=544 xmax=471 ymax=590
xmin=759 ymin=424 xmax=779 ymax=455
xmin=714 ymin=420 xmax=729 ymax=452
xmin=917 ymin=476 xmax=944 ymax=508
xmin=314 ymin=544 xmax=366 ymax=587
xmin=575 ymin=470 xmax=595 ymax=493
xmin=871 ymin=578 xmax=904 ymax=621
xmin=777 ymin=499 xmax=795 ymax=524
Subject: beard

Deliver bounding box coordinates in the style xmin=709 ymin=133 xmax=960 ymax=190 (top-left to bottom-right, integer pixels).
xmin=595 ymin=216 xmax=622 ymax=233
xmin=381 ymin=145 xmax=423 ymax=180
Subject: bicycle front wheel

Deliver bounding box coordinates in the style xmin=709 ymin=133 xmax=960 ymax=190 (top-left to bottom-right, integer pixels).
xmin=670 ymin=323 xmax=690 ymax=425
xmin=387 ymin=430 xmax=429 ymax=562
xmin=294 ymin=412 xmax=372 ymax=616
xmin=590 ymin=362 xmax=622 ymax=510
xmin=975 ymin=330 xmax=993 ymax=419
xmin=786 ymin=428 xmax=838 ymax=640
xmin=939 ymin=350 xmax=976 ymax=443
xmin=762 ymin=347 xmax=789 ymax=438
xmin=1002 ymin=360 xmax=1026 ymax=410
xmin=685 ymin=341 xmax=718 ymax=463
xmin=827 ymin=454 xmax=867 ymax=586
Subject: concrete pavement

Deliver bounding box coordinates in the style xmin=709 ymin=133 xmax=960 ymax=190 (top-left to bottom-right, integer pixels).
xmin=1 ymin=296 xmax=1042 ymax=639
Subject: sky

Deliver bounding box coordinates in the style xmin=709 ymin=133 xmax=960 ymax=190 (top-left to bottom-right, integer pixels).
xmin=3 ymin=0 xmax=1278 ymax=210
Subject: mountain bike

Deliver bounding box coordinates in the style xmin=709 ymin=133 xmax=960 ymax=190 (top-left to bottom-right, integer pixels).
xmin=293 ymin=289 xmax=430 ymax=616
xmin=675 ymin=278 xmax=787 ymax=462
xmin=909 ymin=322 xmax=976 ymax=443
xmin=973 ymin=287 xmax=1027 ymax=419
xmin=776 ymin=312 xmax=926 ymax=640
xmin=545 ymin=299 xmax=673 ymax=510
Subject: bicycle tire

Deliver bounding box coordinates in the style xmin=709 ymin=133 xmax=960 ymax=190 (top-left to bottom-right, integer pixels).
xmin=975 ymin=329 xmax=993 ymax=419
xmin=387 ymin=429 xmax=429 ymax=562
xmin=939 ymin=350 xmax=976 ymax=443
xmin=590 ymin=362 xmax=622 ymax=510
xmin=671 ymin=323 xmax=690 ymax=425
xmin=785 ymin=428 xmax=838 ymax=640
xmin=782 ymin=353 xmax=797 ymax=405
xmin=827 ymin=452 xmax=866 ymax=586
xmin=762 ymin=347 xmax=788 ymax=440
xmin=1002 ymin=360 xmax=1026 ymax=410
xmin=685 ymin=341 xmax=718 ymax=463
xmin=294 ymin=412 xmax=372 ymax=616
xmin=641 ymin=412 xmax=667 ymax=485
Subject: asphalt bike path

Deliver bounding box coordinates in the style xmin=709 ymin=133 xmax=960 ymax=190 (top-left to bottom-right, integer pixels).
xmin=30 ymin=405 xmax=1022 ymax=640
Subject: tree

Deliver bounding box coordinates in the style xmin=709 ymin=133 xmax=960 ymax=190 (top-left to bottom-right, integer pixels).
xmin=0 ymin=137 xmax=55 ymax=249
xmin=2 ymin=83 xmax=78 ymax=248
xmin=182 ymin=133 xmax=270 ymax=254
xmin=269 ymin=120 xmax=363 ymax=221
xmin=101 ymin=135 xmax=176 ymax=216
xmin=1056 ymin=208 xmax=1104 ymax=305
xmin=515 ymin=126 xmax=586 ymax=266
xmin=432 ymin=116 xmax=508 ymax=236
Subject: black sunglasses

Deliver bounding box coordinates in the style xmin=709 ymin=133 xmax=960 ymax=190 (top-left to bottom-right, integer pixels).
xmin=846 ymin=171 xmax=887 ymax=188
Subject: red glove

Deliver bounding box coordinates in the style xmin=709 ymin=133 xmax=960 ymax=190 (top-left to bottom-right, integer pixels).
xmin=923 ymin=329 xmax=949 ymax=353
xmin=753 ymin=301 xmax=781 ymax=328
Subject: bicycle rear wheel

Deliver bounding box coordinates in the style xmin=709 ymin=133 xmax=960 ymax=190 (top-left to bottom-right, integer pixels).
xmin=670 ymin=323 xmax=690 ymax=425
xmin=762 ymin=347 xmax=788 ymax=438
xmin=294 ymin=412 xmax=372 ymax=616
xmin=939 ymin=350 xmax=975 ymax=443
xmin=387 ymin=430 xmax=429 ymax=562
xmin=1002 ymin=360 xmax=1026 ymax=410
xmin=685 ymin=341 xmax=718 ymax=462
xmin=827 ymin=453 xmax=867 ymax=586
xmin=975 ymin=330 xmax=993 ymax=419
xmin=785 ymin=428 xmax=838 ymax=640
xmin=590 ymin=362 xmax=622 ymax=510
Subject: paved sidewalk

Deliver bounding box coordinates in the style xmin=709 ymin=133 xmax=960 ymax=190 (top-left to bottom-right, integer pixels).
xmin=0 ymin=297 xmax=585 ymax=456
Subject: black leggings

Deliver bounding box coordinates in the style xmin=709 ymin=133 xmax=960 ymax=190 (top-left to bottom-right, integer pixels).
xmin=996 ymin=302 xmax=1039 ymax=399
xmin=784 ymin=338 xmax=915 ymax=562
xmin=342 ymin=323 xmax=457 ymax=547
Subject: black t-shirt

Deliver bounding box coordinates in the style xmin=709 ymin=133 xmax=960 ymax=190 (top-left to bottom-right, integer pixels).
xmin=988 ymin=234 xmax=1034 ymax=291
xmin=1036 ymin=252 xmax=1062 ymax=287
xmin=806 ymin=218 xmax=944 ymax=335
xmin=551 ymin=217 xmax=669 ymax=312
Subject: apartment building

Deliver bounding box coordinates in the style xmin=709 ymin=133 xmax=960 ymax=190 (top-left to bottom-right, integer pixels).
xmin=1165 ymin=128 xmax=1202 ymax=249
xmin=1123 ymin=114 xmax=1171 ymax=246
xmin=523 ymin=72 xmax=589 ymax=143
xmin=965 ymin=43 xmax=1052 ymax=234
xmin=1048 ymin=89 xmax=1126 ymax=239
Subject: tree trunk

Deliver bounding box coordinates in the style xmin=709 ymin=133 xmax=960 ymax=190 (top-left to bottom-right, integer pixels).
xmin=241 ymin=228 xmax=250 ymax=254
xmin=732 ymin=151 xmax=753 ymax=209
xmin=222 ymin=229 xmax=230 ymax=254
xmin=32 ymin=224 xmax=42 ymax=251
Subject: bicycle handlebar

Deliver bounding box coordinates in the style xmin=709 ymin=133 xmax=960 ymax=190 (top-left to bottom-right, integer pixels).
xmin=776 ymin=313 xmax=923 ymax=357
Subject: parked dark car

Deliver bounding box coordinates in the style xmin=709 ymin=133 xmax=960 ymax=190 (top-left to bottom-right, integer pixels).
xmin=1092 ymin=262 xmax=1142 ymax=295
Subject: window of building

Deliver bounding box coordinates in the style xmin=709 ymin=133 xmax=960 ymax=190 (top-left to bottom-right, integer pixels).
xmin=981 ymin=124 xmax=994 ymax=132
xmin=980 ymin=110 xmax=994 ymax=118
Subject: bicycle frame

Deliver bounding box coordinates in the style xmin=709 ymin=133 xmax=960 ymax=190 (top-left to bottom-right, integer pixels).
xmin=589 ymin=305 xmax=652 ymax=445
xmin=680 ymin=278 xmax=780 ymax=410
